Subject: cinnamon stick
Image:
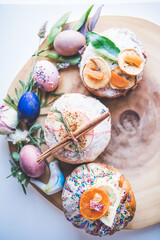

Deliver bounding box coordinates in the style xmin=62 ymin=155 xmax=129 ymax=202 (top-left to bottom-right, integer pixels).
xmin=37 ymin=111 xmax=110 ymax=164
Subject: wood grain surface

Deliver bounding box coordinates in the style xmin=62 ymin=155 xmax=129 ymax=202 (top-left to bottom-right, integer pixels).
xmin=7 ymin=16 xmax=160 ymax=230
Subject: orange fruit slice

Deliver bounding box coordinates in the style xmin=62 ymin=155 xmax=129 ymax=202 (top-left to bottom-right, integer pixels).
xmin=124 ymin=55 xmax=143 ymax=67
xmin=84 ymin=60 xmax=104 ymax=80
xmin=118 ymin=49 xmax=144 ymax=76
xmin=109 ymin=66 xmax=136 ymax=90
xmin=82 ymin=57 xmax=111 ymax=90
xmin=110 ymin=71 xmax=129 ymax=88
xmin=80 ymin=188 xmax=110 ymax=220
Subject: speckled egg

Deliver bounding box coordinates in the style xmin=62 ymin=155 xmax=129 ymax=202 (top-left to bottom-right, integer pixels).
xmin=33 ymin=60 xmax=60 ymax=92
xmin=19 ymin=145 xmax=46 ymax=178
xmin=17 ymin=91 xmax=40 ymax=123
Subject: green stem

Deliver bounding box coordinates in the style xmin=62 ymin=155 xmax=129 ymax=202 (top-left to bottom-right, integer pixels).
xmin=39 ymin=113 xmax=48 ymax=116
xmin=32 ymin=47 xmax=54 ymax=57
xmin=46 ymin=97 xmax=57 ymax=106
xmin=29 ymin=134 xmax=38 ymax=145
xmin=32 ymin=38 xmax=41 ymax=74
xmin=18 ymin=142 xmax=23 ymax=149
xmin=6 ymin=167 xmax=20 ymax=178
xmin=50 ymin=92 xmax=64 ymax=96
xmin=27 ymin=37 xmax=42 ymax=90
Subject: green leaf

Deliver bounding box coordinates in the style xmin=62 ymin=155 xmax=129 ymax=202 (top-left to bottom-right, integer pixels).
xmin=12 ymin=152 xmax=19 ymax=162
xmin=86 ymin=31 xmax=120 ymax=61
xmin=24 ymin=72 xmax=34 ymax=92
xmin=7 ymin=169 xmax=18 ymax=178
xmin=17 ymin=172 xmax=26 ymax=182
xmin=29 ymin=135 xmax=38 ymax=146
xmin=55 ymin=11 xmax=70 ymax=27
xmin=24 ymin=177 xmax=30 ymax=187
xmin=73 ymin=5 xmax=94 ymax=31
xmin=21 ymin=183 xmax=27 ymax=195
xmin=15 ymin=88 xmax=20 ymax=101
xmin=29 ymin=122 xmax=41 ymax=134
xmin=19 ymin=80 xmax=26 ymax=89
xmin=36 ymin=88 xmax=42 ymax=103
xmin=17 ymin=142 xmax=23 ymax=150
xmin=45 ymin=11 xmax=70 ymax=47
xmin=46 ymin=97 xmax=57 ymax=106
xmin=3 ymin=99 xmax=17 ymax=111
xmin=44 ymin=52 xmax=81 ymax=65
xmin=7 ymin=160 xmax=29 ymax=195
xmin=51 ymin=109 xmax=62 ymax=114
xmin=40 ymin=91 xmax=50 ymax=108
xmin=13 ymin=97 xmax=18 ymax=104
xmin=50 ymin=92 xmax=64 ymax=96
xmin=46 ymin=26 xmax=62 ymax=47
xmin=40 ymin=128 xmax=44 ymax=139
xmin=9 ymin=160 xmax=15 ymax=168
xmin=19 ymin=88 xmax=23 ymax=96
xmin=19 ymin=80 xmax=26 ymax=94
xmin=7 ymin=94 xmax=14 ymax=104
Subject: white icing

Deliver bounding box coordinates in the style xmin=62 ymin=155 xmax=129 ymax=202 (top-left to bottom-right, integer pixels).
xmin=44 ymin=93 xmax=111 ymax=163
xmin=62 ymin=163 xmax=132 ymax=236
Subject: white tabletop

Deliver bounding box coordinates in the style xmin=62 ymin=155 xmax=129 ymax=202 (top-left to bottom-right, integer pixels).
xmin=0 ymin=2 xmax=160 ymax=240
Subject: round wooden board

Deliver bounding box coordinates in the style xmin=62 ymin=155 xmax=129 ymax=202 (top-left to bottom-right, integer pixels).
xmin=7 ymin=16 xmax=160 ymax=230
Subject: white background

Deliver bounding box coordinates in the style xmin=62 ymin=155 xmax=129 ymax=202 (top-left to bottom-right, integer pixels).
xmin=0 ymin=1 xmax=160 ymax=240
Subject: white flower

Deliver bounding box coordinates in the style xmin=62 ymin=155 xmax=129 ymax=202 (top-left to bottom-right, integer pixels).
xmin=7 ymin=129 xmax=30 ymax=144
xmin=0 ymin=105 xmax=18 ymax=135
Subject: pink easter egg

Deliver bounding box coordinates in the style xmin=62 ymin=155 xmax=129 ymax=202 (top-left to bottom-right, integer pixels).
xmin=19 ymin=145 xmax=46 ymax=178
xmin=33 ymin=60 xmax=60 ymax=92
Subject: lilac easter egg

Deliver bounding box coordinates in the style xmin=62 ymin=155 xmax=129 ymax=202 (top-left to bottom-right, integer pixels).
xmin=33 ymin=60 xmax=60 ymax=92
xmin=54 ymin=30 xmax=86 ymax=56
xmin=19 ymin=145 xmax=46 ymax=178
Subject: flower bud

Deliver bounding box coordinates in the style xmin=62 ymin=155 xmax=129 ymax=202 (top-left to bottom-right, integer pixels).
xmin=0 ymin=105 xmax=18 ymax=135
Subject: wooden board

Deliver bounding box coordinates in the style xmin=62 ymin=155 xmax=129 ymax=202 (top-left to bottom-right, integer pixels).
xmin=7 ymin=16 xmax=160 ymax=230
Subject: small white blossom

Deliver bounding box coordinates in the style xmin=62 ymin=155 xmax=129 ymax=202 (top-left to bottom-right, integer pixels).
xmin=7 ymin=129 xmax=30 ymax=145
xmin=0 ymin=105 xmax=18 ymax=135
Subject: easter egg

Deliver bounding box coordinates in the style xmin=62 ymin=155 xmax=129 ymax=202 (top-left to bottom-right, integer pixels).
xmin=19 ymin=145 xmax=46 ymax=178
xmin=33 ymin=60 xmax=60 ymax=92
xmin=17 ymin=91 xmax=40 ymax=123
xmin=54 ymin=30 xmax=86 ymax=56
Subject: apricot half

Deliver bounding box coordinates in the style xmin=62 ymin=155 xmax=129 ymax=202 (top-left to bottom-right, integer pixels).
xmin=118 ymin=49 xmax=144 ymax=76
xmin=82 ymin=57 xmax=111 ymax=90
xmin=110 ymin=66 xmax=136 ymax=90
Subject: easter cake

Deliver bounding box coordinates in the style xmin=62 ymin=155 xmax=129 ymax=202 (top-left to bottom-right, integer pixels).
xmin=62 ymin=162 xmax=136 ymax=236
xmin=80 ymin=28 xmax=147 ymax=98
xmin=44 ymin=93 xmax=111 ymax=164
